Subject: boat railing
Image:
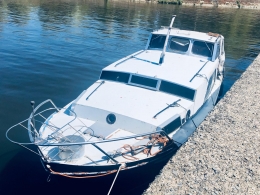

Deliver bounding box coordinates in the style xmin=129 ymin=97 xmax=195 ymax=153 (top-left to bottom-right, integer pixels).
xmin=6 ymin=99 xmax=176 ymax=164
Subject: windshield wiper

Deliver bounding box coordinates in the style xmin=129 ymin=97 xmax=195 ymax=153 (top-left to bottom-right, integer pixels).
xmin=173 ymin=41 xmax=189 ymax=46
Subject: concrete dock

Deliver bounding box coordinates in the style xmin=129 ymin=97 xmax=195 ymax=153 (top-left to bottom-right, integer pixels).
xmin=144 ymin=54 xmax=260 ymax=194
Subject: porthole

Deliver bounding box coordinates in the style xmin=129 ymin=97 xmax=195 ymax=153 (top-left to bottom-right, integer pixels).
xmin=106 ymin=113 xmax=116 ymax=124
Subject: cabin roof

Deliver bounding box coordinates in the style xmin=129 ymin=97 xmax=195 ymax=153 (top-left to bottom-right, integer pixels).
xmin=152 ymin=28 xmax=220 ymax=43
xmin=76 ymin=81 xmax=193 ymax=127
xmin=103 ymin=50 xmax=213 ymax=90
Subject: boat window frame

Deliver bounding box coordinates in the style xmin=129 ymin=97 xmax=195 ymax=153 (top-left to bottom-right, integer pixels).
xmin=146 ymin=34 xmax=167 ymax=51
xmin=166 ymin=36 xmax=191 ymax=54
xmin=128 ymin=74 xmax=161 ymax=91
xmin=221 ymin=38 xmax=225 ymax=55
xmin=164 ymin=36 xmax=215 ymax=61
xmin=191 ymin=40 xmax=214 ymax=59
xmin=215 ymin=40 xmax=221 ymax=59
xmin=99 ymin=70 xmax=196 ymax=101
xmin=212 ymin=37 xmax=222 ymax=61
xmin=99 ymin=70 xmax=130 ymax=84
xmin=159 ymin=79 xmax=196 ymax=102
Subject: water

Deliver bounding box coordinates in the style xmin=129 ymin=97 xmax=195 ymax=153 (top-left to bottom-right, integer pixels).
xmin=0 ymin=0 xmax=260 ymax=194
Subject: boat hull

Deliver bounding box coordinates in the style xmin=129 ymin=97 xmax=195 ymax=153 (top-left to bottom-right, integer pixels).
xmin=40 ymin=140 xmax=179 ymax=176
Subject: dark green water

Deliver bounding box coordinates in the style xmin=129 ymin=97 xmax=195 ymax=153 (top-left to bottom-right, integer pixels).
xmin=0 ymin=0 xmax=260 ymax=194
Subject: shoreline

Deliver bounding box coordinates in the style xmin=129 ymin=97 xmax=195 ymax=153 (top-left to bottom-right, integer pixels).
xmin=181 ymin=2 xmax=260 ymax=9
xmin=111 ymin=0 xmax=260 ymax=9
xmin=143 ymin=54 xmax=260 ymax=194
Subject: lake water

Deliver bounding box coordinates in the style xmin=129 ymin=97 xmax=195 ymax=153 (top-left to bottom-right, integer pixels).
xmin=0 ymin=0 xmax=260 ymax=194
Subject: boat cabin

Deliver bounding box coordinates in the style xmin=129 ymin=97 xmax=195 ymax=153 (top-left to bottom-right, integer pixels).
xmin=67 ymin=29 xmax=225 ymax=138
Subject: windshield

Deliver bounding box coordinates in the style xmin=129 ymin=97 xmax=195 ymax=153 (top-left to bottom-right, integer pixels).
xmin=192 ymin=41 xmax=214 ymax=58
xmin=168 ymin=37 xmax=190 ymax=53
xmin=148 ymin=34 xmax=166 ymax=50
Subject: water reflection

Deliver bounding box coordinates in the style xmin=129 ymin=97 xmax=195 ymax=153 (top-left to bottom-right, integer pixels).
xmin=38 ymin=1 xmax=77 ymax=31
xmin=6 ymin=1 xmax=31 ymax=26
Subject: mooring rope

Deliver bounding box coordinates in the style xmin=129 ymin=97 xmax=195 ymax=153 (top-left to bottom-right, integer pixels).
xmin=107 ymin=163 xmax=125 ymax=195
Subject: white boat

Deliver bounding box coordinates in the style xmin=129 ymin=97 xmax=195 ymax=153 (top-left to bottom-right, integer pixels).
xmin=6 ymin=15 xmax=225 ymax=180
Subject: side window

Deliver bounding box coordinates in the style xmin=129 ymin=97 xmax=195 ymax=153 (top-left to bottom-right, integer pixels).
xmin=215 ymin=41 xmax=220 ymax=58
xmin=221 ymin=39 xmax=225 ymax=55
xmin=204 ymin=70 xmax=216 ymax=101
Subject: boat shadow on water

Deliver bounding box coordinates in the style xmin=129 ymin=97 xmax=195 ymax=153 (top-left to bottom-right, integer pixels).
xmin=0 ymin=143 xmax=180 ymax=195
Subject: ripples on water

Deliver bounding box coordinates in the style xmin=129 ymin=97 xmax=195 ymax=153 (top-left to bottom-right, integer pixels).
xmin=0 ymin=0 xmax=260 ymax=194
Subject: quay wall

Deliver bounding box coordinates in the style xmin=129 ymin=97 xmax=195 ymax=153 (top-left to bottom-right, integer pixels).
xmin=111 ymin=0 xmax=260 ymax=9
xmin=143 ymin=54 xmax=260 ymax=194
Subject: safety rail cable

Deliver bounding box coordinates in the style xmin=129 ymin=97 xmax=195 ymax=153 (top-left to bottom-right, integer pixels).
xmin=35 ymin=130 xmax=171 ymax=146
xmin=7 ymin=123 xmax=172 ymax=146
xmin=6 ymin=99 xmax=179 ymax=164
xmin=28 ymin=104 xmax=95 ymax=160
xmin=28 ymin=100 xmax=88 ymax=143
xmin=28 ymin=99 xmax=59 ymax=141
xmin=6 ymin=107 xmax=77 ymax=145
xmin=7 ymin=121 xmax=173 ymax=163
xmin=29 ymin=107 xmax=80 ymax=140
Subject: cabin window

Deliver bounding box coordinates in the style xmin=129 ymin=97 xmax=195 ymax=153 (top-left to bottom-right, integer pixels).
xmin=148 ymin=34 xmax=166 ymax=50
xmin=221 ymin=40 xmax=225 ymax=55
xmin=192 ymin=41 xmax=214 ymax=58
xmin=168 ymin=37 xmax=190 ymax=53
xmin=159 ymin=81 xmax=195 ymax=101
xmin=129 ymin=75 xmax=158 ymax=89
xmin=215 ymin=41 xmax=220 ymax=58
xmin=100 ymin=71 xmax=130 ymax=83
xmin=162 ymin=116 xmax=182 ymax=134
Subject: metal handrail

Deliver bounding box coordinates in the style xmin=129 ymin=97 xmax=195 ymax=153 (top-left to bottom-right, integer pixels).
xmin=6 ymin=99 xmax=174 ymax=164
xmin=36 ymin=130 xmax=171 ymax=146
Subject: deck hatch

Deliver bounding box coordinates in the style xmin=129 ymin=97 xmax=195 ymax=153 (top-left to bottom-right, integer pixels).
xmin=100 ymin=71 xmax=130 ymax=83
xmin=159 ymin=81 xmax=195 ymax=101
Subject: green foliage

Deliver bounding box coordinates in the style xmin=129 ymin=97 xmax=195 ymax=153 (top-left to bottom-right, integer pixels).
xmin=158 ymin=0 xmax=183 ymax=5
